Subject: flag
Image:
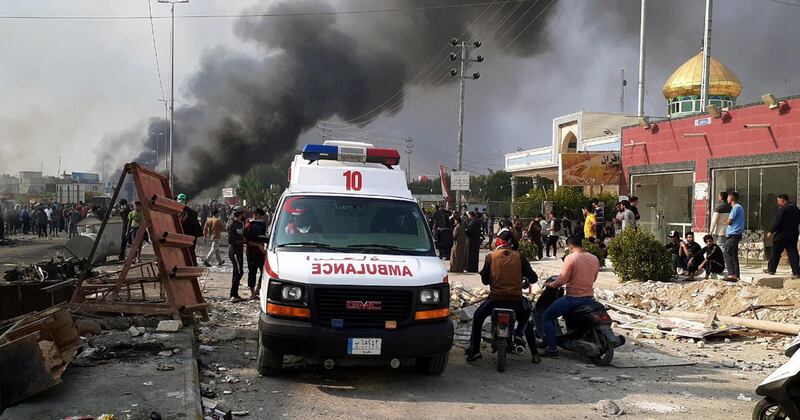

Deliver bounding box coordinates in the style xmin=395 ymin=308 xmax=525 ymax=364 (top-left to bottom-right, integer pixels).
xmin=438 ymin=162 xmax=452 ymax=210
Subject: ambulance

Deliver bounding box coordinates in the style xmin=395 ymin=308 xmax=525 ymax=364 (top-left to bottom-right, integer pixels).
xmin=257 ymin=141 xmax=453 ymax=375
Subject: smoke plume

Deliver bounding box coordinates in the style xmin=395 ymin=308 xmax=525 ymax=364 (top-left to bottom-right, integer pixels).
xmin=98 ymin=0 xmax=556 ymax=195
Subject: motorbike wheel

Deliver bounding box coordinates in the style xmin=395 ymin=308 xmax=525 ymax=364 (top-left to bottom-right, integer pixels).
xmin=496 ymin=339 xmax=507 ymax=372
xmin=752 ymin=397 xmax=788 ymax=420
xmin=589 ymin=329 xmax=614 ymax=367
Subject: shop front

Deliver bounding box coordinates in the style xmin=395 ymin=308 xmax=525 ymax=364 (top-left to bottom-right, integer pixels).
xmin=627 ymin=164 xmax=695 ymax=241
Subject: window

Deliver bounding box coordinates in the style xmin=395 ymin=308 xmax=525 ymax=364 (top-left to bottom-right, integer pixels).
xmin=272 ymin=195 xmax=435 ymax=256
xmin=712 ymin=164 xmax=799 ymax=231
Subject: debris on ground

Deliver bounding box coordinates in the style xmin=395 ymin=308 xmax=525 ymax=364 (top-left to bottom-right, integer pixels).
xmin=599 ymin=279 xmax=800 ymax=324
xmin=1 ymin=256 xmax=92 ymax=283
xmin=0 ymin=303 xmax=82 ymax=409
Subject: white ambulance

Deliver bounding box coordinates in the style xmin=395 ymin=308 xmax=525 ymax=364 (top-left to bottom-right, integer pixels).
xmin=257 ymin=141 xmax=453 ymax=375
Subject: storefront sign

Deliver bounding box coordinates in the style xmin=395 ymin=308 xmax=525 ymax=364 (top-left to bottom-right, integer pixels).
xmin=222 ymin=187 xmax=236 ymax=198
xmin=694 ymin=182 xmax=709 ymax=200
xmin=694 ymin=117 xmax=712 ymax=127
xmin=561 ymin=153 xmax=620 ymax=186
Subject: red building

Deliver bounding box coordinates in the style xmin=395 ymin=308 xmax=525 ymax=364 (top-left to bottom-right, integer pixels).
xmin=621 ymin=54 xmax=799 ymax=245
xmin=622 ymin=95 xmax=799 ymax=242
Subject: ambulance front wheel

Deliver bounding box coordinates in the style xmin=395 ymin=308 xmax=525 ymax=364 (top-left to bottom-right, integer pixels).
xmin=416 ymin=351 xmax=449 ymax=375
xmin=257 ymin=321 xmax=283 ymax=376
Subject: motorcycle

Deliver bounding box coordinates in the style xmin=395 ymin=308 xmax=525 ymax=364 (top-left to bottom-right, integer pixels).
xmin=533 ymin=276 xmax=625 ymax=366
xmin=752 ymin=335 xmax=800 ymax=419
xmin=486 ymin=279 xmax=537 ymax=372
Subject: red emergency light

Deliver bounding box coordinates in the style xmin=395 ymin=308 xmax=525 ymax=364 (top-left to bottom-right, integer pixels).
xmin=366 ymin=148 xmax=401 ymax=166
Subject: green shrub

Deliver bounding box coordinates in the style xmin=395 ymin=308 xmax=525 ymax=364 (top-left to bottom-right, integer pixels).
xmin=582 ymin=240 xmax=606 ymax=267
xmin=517 ymin=240 xmax=539 ymax=261
xmin=607 ymin=228 xmax=674 ymax=282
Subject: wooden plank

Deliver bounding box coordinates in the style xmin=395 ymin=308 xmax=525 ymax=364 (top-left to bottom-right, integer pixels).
xmin=73 ymin=302 xmax=175 ymax=316
xmin=661 ymin=310 xmax=800 ymax=335
xmin=0 ymin=332 xmax=60 ymax=410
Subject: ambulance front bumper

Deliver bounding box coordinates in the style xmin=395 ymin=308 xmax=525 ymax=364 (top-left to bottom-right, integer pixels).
xmin=259 ymin=311 xmax=453 ymax=359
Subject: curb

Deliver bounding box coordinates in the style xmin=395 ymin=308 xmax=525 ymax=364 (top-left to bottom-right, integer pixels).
xmin=185 ymin=329 xmax=203 ymax=419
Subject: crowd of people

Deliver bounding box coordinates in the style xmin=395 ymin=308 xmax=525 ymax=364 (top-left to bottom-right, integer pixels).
xmin=0 ymin=201 xmax=99 ymax=240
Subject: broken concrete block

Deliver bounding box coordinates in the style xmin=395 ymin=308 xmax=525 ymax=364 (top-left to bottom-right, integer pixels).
xmin=128 ymin=326 xmax=145 ymax=337
xmin=156 ymin=320 xmax=183 ymax=332
xmin=755 ymin=276 xmax=785 ymax=289
xmin=76 ymin=318 xmax=102 ymax=336
xmin=595 ymin=399 xmax=622 ymax=415
xmin=213 ymin=327 xmax=237 ymax=341
xmin=783 ymin=279 xmax=800 ymax=290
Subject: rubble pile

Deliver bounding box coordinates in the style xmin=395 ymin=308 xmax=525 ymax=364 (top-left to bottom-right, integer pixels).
xmin=2 ymin=256 xmax=92 ymax=283
xmin=197 ymin=297 xmax=259 ymax=345
xmin=601 ymin=280 xmax=800 ymax=324
xmin=449 ymin=284 xmax=490 ymax=309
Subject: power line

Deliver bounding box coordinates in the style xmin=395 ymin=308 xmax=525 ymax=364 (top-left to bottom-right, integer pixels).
xmin=146 ymin=0 xmax=166 ymax=102
xmin=0 ymin=1 xmax=532 ymax=20
xmin=319 ymin=0 xmax=502 ymax=128
xmin=497 ymin=0 xmax=555 ymax=55
xmin=768 ymin=0 xmax=800 ymax=7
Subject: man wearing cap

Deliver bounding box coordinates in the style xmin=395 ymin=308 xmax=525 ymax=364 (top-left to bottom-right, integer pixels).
xmin=665 ymin=230 xmax=684 ymax=274
xmin=228 ymin=207 xmax=246 ymax=302
xmin=177 ymin=193 xmax=203 ymax=264
xmin=465 ymin=230 xmax=539 ymax=364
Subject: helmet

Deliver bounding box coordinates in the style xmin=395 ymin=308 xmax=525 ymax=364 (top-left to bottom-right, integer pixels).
xmin=176 ymin=193 xmax=188 ymax=203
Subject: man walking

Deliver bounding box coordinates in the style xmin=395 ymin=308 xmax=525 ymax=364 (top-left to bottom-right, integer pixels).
xmin=203 ymin=209 xmax=226 ymax=267
xmin=724 ymin=192 xmax=744 ymax=281
xmin=245 ymin=208 xmax=269 ymax=300
xmin=228 ymin=207 xmax=246 ymax=302
xmin=118 ymin=199 xmax=132 ymax=260
xmin=765 ymin=194 xmax=800 ymax=276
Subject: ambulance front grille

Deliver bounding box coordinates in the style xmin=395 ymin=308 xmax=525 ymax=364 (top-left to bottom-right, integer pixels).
xmin=314 ymin=288 xmax=413 ymax=328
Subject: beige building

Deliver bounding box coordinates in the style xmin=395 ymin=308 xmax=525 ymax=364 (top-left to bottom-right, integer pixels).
xmin=504 ymin=111 xmax=640 ymax=199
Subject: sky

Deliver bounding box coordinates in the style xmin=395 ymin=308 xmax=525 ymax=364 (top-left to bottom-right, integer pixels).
xmin=1 ymin=0 xmax=799 ymax=183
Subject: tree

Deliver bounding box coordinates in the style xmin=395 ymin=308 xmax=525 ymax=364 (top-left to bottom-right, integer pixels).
xmin=238 ymin=162 xmax=288 ymax=209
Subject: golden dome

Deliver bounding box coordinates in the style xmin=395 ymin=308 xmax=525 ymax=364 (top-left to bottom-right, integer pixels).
xmin=662 ymin=52 xmax=742 ymax=99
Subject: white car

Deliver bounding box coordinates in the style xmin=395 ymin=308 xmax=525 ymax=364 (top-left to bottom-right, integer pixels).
xmin=257 ymin=141 xmax=453 ymax=375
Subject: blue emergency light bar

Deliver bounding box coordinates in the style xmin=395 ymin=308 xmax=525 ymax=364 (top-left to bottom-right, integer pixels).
xmin=301 ymin=144 xmax=401 ymax=167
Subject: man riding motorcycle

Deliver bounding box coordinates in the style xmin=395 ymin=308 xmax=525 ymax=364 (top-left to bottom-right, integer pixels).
xmin=540 ymin=235 xmax=600 ymax=358
xmin=465 ymin=230 xmax=540 ymax=363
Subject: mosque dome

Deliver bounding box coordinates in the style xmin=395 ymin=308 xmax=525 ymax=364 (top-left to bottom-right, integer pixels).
xmin=662 ymin=51 xmax=742 ymax=99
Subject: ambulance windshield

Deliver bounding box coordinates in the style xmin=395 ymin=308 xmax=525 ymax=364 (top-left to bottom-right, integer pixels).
xmin=273 ymin=195 xmax=435 ymax=256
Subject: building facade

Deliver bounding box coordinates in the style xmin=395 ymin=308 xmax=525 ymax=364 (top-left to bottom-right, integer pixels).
xmin=505 ymin=111 xmax=639 ymax=202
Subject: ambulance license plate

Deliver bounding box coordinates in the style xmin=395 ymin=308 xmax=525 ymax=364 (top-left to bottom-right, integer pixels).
xmin=347 ymin=338 xmax=381 ymax=355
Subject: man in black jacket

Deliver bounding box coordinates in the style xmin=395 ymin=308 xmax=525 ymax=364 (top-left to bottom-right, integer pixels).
xmin=766 ymin=194 xmax=800 ymax=276
xmin=228 ymin=207 xmax=247 ymax=302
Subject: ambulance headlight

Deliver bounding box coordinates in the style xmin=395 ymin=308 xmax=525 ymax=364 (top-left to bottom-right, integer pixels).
xmin=419 ymin=289 xmax=440 ymax=304
xmin=281 ymin=285 xmax=303 ymax=301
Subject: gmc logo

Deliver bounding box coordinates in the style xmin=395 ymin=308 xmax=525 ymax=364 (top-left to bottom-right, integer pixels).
xmin=345 ymin=300 xmax=382 ymax=311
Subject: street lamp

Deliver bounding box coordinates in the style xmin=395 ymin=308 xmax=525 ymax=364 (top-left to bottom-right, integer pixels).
xmin=157 ymin=0 xmax=189 ymax=192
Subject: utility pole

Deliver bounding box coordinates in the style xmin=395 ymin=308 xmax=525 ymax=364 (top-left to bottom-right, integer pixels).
xmin=405 ymin=137 xmax=414 ymax=183
xmin=637 ymin=0 xmax=647 ymax=117
xmin=158 ymin=0 xmax=188 ymax=193
xmin=620 ymin=69 xmax=626 ymax=113
xmin=449 ymin=37 xmax=483 ymax=209
xmin=700 ymin=0 xmax=713 ymax=111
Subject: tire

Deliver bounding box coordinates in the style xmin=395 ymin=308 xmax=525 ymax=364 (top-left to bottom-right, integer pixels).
xmin=589 ymin=329 xmax=614 ymax=367
xmin=256 ymin=320 xmax=283 ymax=376
xmin=496 ymin=339 xmax=507 ymax=372
xmin=416 ymin=352 xmax=449 ymax=375
xmin=752 ymin=398 xmax=788 ymax=420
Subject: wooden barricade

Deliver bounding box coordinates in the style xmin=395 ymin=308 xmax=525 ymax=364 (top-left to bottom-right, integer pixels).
xmin=70 ymin=163 xmax=208 ymax=321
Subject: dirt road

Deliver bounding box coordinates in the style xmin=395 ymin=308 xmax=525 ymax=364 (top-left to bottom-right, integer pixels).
xmin=194 ymin=247 xmax=771 ymax=419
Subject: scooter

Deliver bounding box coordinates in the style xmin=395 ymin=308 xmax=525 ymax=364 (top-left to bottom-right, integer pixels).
xmin=752 ymin=335 xmax=800 ymax=419
xmin=533 ymin=276 xmax=625 ymax=366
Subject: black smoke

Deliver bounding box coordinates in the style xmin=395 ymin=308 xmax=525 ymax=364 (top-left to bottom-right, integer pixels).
xmin=99 ymin=0 xmax=556 ymax=195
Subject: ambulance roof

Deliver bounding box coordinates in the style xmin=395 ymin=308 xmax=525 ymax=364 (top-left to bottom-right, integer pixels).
xmin=288 ymin=154 xmax=412 ymax=200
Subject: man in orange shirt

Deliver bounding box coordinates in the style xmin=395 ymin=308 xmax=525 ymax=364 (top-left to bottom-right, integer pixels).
xmin=541 ymin=235 xmax=599 ymax=358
